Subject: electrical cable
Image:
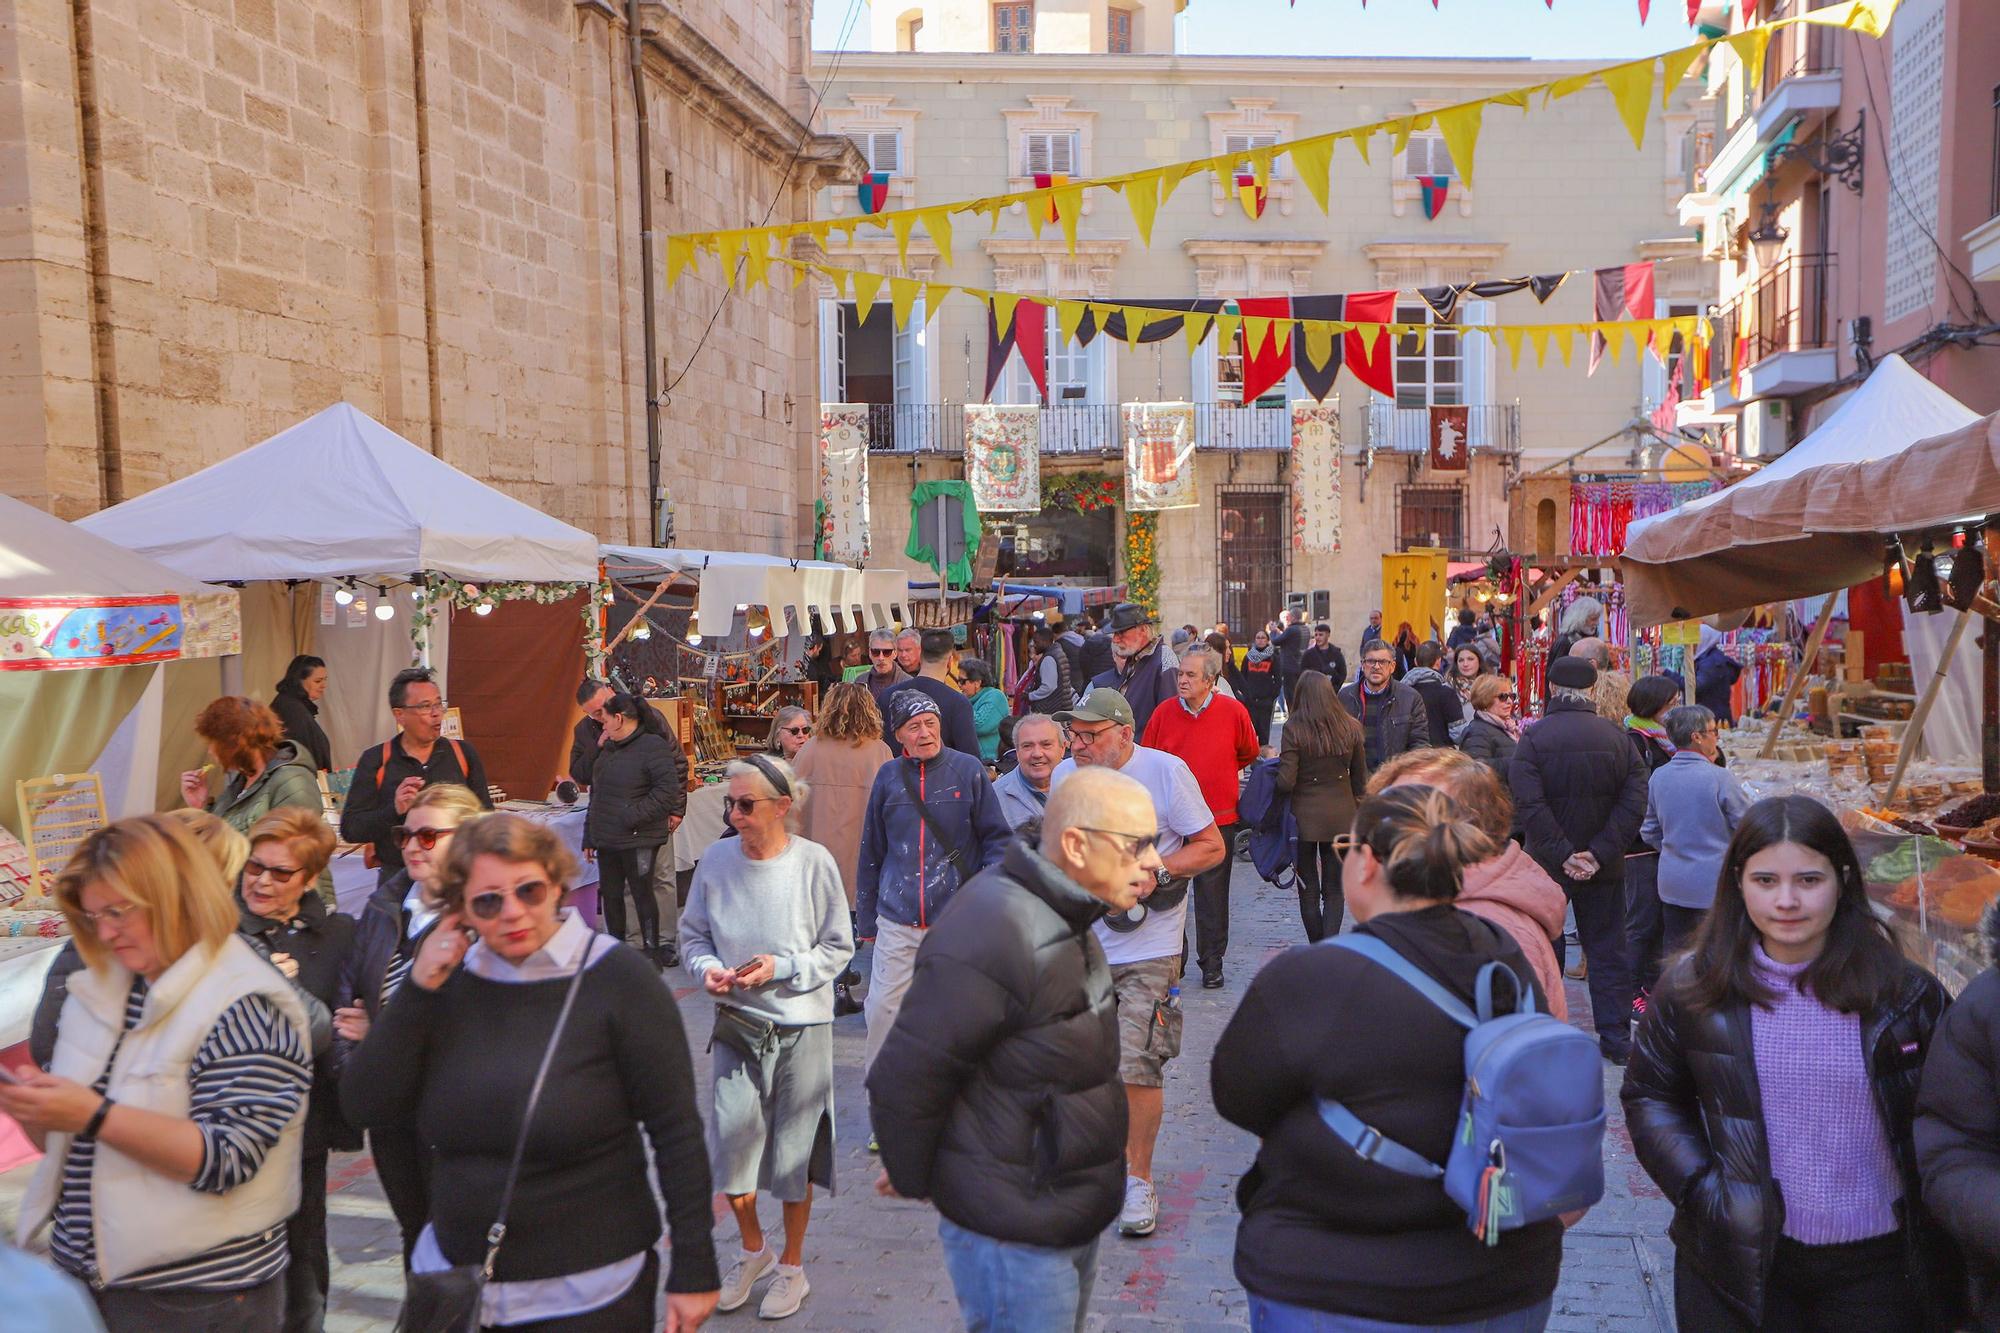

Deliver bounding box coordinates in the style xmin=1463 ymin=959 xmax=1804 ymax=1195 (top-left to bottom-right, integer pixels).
xmin=659 ymin=0 xmax=866 ymax=401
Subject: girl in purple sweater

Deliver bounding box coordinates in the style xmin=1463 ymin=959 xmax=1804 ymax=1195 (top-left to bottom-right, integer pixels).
xmin=1621 ymin=795 xmax=1964 ymax=1332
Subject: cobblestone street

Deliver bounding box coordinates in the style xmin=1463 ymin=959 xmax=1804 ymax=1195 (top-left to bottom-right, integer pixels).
xmin=1 ymin=857 xmax=1675 ymax=1331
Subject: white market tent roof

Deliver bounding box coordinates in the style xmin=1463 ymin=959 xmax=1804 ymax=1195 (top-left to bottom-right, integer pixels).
xmin=77 ymin=403 xmax=600 ymax=585
xmin=601 ymin=546 xmax=908 ymax=634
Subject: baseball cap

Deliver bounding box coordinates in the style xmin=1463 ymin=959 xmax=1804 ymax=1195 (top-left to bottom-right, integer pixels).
xmin=1054 ymin=687 xmax=1135 ymax=729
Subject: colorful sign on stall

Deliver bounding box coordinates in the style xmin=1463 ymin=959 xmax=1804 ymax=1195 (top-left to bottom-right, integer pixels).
xmin=0 ymin=595 xmax=185 ymax=670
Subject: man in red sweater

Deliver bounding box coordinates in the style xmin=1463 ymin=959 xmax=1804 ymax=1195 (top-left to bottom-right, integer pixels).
xmin=1141 ymin=645 xmax=1260 ymax=988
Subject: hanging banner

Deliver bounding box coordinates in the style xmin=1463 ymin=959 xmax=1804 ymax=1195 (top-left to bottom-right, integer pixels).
xmin=1234 ymin=173 xmax=1268 ymax=220
xmin=1122 ymin=403 xmax=1199 ymax=512
xmin=1290 ymin=403 xmax=1342 ymax=554
xmin=1590 ymin=261 xmax=1657 ymax=375
xmin=964 ymin=405 xmax=1042 ymax=512
xmin=0 ymin=595 xmax=185 ymax=671
xmin=1419 ymin=175 xmax=1450 ymax=220
xmin=1381 ymin=548 xmax=1451 ymax=642
xmin=1429 ymin=405 xmax=1471 ymax=472
xmin=818 ymin=404 xmax=873 ymax=564
xmin=857 ymin=171 xmax=891 ymax=215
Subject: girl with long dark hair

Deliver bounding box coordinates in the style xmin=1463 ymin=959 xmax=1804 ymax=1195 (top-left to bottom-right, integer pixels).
xmin=1622 ymin=795 xmax=1963 ymax=1332
xmin=585 ymin=691 xmax=687 ymax=968
xmin=1274 ymin=672 xmax=1369 ymax=941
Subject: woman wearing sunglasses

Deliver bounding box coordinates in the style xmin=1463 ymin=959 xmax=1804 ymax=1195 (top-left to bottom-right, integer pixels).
xmin=679 ymin=756 xmax=854 ymax=1322
xmin=331 ymin=782 xmax=482 ymax=1266
xmin=1457 ymin=674 xmax=1522 ymax=777
xmin=767 ymin=706 xmax=813 ymax=763
xmin=238 ymin=808 xmax=352 ymax=1333
xmin=4 ymin=815 xmax=314 ymax=1331
xmin=587 ymin=693 xmax=688 ymax=969
xmin=343 ymin=814 xmax=721 ymax=1331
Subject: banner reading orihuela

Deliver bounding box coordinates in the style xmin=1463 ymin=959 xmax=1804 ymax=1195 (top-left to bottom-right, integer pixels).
xmin=1290 ymin=403 xmax=1342 ymax=554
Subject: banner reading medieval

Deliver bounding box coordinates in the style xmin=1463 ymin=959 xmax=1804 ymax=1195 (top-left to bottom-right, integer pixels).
xmin=818 ymin=404 xmax=872 ymax=563
xmin=963 ymin=404 xmax=1041 ymax=512
xmin=1121 ymin=403 xmax=1198 ymax=512
xmin=1290 ymin=403 xmax=1342 ymax=554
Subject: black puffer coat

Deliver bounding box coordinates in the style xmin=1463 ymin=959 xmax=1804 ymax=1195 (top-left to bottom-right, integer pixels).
xmin=1508 ymin=698 xmax=1647 ymax=886
xmin=1457 ymin=715 xmax=1517 ymax=775
xmin=238 ymin=890 xmax=357 ymax=1153
xmin=1916 ymin=904 xmax=2000 ymax=1329
xmin=584 ymin=728 xmax=686 ymax=852
xmin=867 ymin=840 xmax=1125 ymax=1248
xmin=1623 ymin=955 xmax=1962 ymax=1329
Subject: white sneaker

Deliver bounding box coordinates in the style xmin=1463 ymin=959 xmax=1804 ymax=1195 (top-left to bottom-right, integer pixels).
xmin=758 ymin=1264 xmax=810 ymax=1319
xmin=717 ymin=1246 xmax=775 ymax=1312
xmin=1118 ymin=1175 xmax=1158 ymax=1237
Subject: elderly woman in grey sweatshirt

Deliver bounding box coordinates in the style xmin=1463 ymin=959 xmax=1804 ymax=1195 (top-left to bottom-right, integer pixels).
xmin=679 ymin=754 xmax=854 ymax=1323
xmin=1639 ymin=704 xmax=1753 ymax=956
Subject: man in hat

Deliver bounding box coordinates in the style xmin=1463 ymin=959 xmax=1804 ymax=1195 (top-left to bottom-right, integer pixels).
xmin=1508 ymin=655 xmax=1650 ymax=1064
xmin=1050 ymin=688 xmax=1224 ymax=1239
xmin=856 ymin=691 xmax=1013 ymax=1085
xmin=1088 ymin=603 xmax=1178 ymax=735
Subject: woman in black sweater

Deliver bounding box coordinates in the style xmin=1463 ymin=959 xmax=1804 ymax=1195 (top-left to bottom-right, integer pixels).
xmin=269 ymin=655 xmax=333 ymax=772
xmin=1212 ymin=785 xmax=1561 ymax=1330
xmin=342 ymin=814 xmax=719 ymax=1331
xmin=586 ymin=692 xmax=687 ymax=968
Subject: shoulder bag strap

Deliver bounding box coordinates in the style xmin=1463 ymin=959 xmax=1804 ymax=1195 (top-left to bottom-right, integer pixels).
xmin=1324 ymin=934 xmax=1479 ymax=1029
xmin=479 ymin=934 xmax=596 ymax=1279
xmin=896 ymin=760 xmax=968 ymax=877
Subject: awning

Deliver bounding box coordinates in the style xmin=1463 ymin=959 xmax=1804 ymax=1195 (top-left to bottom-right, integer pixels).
xmin=1716 ymin=117 xmax=1800 ymax=220
xmin=600 ymin=546 xmax=906 ymax=635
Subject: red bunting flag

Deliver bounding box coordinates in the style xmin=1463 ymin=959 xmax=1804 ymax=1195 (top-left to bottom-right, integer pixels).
xmin=1589 ymin=262 xmax=1656 ymax=376
xmin=1236 ymin=297 xmax=1294 ymax=404
xmin=1343 ymin=290 xmax=1398 ymax=398
xmin=1032 ymin=173 xmax=1067 ymax=225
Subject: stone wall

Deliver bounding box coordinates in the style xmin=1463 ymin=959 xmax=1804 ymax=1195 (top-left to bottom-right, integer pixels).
xmin=0 ymin=0 xmax=856 ymax=551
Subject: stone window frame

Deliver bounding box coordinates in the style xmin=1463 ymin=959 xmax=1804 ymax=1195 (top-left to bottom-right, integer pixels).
xmin=1391 ymin=99 xmax=1473 ymax=219
xmin=823 ymin=94 xmax=921 ymax=217
xmin=1183 ymin=239 xmax=1327 ymax=405
xmin=1004 ymin=96 xmax=1096 ymax=218
xmin=1205 ymin=99 xmax=1301 ymax=218
xmin=980 ymin=238 xmax=1129 ymax=405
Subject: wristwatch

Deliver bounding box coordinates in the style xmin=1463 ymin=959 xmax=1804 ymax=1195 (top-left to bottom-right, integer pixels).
xmin=1154 ymin=866 xmax=1173 ymax=890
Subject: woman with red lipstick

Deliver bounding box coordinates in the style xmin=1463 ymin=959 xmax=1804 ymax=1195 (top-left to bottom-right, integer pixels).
xmin=1623 ymin=795 xmax=1963 ymax=1332
xmin=342 ymin=814 xmax=720 ymax=1331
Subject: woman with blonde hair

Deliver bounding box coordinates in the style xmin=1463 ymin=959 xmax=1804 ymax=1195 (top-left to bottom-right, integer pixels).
xmin=343 ymin=814 xmax=720 ymax=1330
xmin=182 ymin=696 xmax=329 ymax=902
xmin=332 ymin=781 xmax=482 ymax=1265
xmin=792 ymin=682 xmax=892 ymax=906
xmin=767 ymin=705 xmax=814 ymax=762
xmin=2 ymin=814 xmax=314 ymax=1330
xmin=1458 ymin=674 xmax=1522 ymax=776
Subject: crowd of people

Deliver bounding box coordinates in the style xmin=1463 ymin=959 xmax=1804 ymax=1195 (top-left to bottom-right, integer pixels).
xmin=6 ymin=603 xmax=2000 ymax=1333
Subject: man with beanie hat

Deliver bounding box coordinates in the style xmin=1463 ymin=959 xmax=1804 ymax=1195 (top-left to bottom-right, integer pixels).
xmin=1507 ymin=655 xmax=1650 ymax=1063
xmin=856 ymin=691 xmax=1014 ymax=1080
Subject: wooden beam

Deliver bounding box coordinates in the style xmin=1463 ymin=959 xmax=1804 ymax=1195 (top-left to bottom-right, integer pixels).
xmin=1526 ymin=568 xmax=1584 ymax=622
xmin=1760 ymin=591 xmax=1841 ymax=759
xmin=1887 ymin=610 xmax=1973 ymax=804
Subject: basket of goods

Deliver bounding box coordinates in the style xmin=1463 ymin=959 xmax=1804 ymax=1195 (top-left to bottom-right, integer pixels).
xmin=1934 ymin=793 xmax=2000 ymax=840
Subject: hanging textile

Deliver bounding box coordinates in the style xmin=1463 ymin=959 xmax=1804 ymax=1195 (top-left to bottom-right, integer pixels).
xmin=1417 ymin=274 xmax=1569 ymax=323
xmin=1428 ymin=406 xmax=1470 ymax=472
xmin=1570 ymin=478 xmax=1718 ymax=557
xmin=1078 ymin=299 xmax=1221 ymax=347
xmin=1237 ymin=296 xmax=1294 ymax=405
xmin=1291 ymin=295 xmax=1347 ymax=402
xmin=984 ymin=302 xmax=1047 ymax=401
xmin=964 ymin=405 xmax=1041 ymax=512
xmin=1343 ymin=291 xmax=1398 ymax=397
xmin=1418 ymin=175 xmax=1450 ymax=220
xmin=1291 ymin=403 xmax=1342 ymax=554
xmin=818 ymin=405 xmax=871 ymax=564
xmin=1122 ymin=404 xmax=1198 ymax=511
xmin=906 ymin=480 xmax=982 ymax=589
xmin=1589 ymin=262 xmax=1656 ymax=376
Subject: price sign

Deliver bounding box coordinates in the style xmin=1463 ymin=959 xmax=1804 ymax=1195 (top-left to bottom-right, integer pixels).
xmin=704 ymin=651 xmax=722 ymax=681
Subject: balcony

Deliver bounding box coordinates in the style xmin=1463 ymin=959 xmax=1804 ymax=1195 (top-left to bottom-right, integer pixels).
xmin=1704 ymin=9 xmax=1841 ymax=205
xmin=1712 ymin=253 xmax=1838 ymax=400
xmin=1365 ymin=402 xmax=1522 ymax=457
xmin=854 ymin=403 xmax=1314 ymax=456
xmin=1967 ymin=212 xmax=2000 ymax=285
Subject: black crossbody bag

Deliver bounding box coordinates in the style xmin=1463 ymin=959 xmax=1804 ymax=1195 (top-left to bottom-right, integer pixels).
xmin=897 ymin=759 xmax=969 ymax=879
xmin=397 ymin=948 xmax=592 ymax=1333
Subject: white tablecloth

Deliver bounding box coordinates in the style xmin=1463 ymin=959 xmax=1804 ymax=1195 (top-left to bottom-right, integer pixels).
xmin=0 ymin=936 xmax=64 ymax=1050
xmin=674 ymin=784 xmax=733 ymax=873
xmin=331 ymin=804 xmax=598 ymax=918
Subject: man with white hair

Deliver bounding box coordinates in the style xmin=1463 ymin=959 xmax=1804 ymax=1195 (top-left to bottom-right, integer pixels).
xmin=894 ymin=628 xmax=924 ymax=677
xmin=1052 ymin=688 xmax=1224 ymax=1238
xmin=1088 ymin=602 xmax=1177 ymax=734
xmin=863 ymin=628 xmax=911 ymax=712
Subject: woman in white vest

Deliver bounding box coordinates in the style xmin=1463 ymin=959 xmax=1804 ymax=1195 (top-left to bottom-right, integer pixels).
xmin=0 ymin=813 xmax=312 ymax=1332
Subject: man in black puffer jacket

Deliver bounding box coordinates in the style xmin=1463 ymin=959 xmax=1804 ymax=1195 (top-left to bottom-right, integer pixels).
xmin=1917 ymin=901 xmax=2000 ymax=1328
xmin=869 ymin=767 xmax=1153 ymax=1332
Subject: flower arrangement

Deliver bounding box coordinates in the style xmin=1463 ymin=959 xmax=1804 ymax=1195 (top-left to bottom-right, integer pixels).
xmin=1040 ymin=472 xmax=1122 ymax=515
xmin=410 ymin=574 xmax=608 ymax=665
xmin=1037 ymin=471 xmax=1159 ymax=618
xmin=1124 ymin=513 xmax=1159 ymax=618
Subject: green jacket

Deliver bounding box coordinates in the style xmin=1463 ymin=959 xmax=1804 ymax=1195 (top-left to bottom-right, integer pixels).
xmin=208 ymin=739 xmax=335 ymax=904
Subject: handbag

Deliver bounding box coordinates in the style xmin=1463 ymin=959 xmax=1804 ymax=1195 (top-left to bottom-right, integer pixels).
xmin=396 ymin=942 xmax=593 ymax=1333
xmin=711 ymin=1004 xmax=779 ymax=1060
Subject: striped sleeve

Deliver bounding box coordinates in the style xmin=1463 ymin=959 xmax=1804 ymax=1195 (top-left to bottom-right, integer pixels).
xmin=185 ymin=993 xmax=311 ymax=1195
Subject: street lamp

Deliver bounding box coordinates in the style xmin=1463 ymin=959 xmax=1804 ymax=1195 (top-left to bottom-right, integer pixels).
xmin=1747 ymin=198 xmax=1789 ymax=269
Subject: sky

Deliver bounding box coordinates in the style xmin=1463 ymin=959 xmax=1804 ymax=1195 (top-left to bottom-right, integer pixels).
xmin=810 ymin=0 xmax=1698 ymax=61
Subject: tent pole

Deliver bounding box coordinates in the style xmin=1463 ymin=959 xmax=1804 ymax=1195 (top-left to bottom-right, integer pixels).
xmin=1759 ymin=591 xmax=1840 ymax=759
xmin=1984 ymin=616 xmax=1998 ymax=794
xmin=1886 ymin=610 xmax=1971 ymax=804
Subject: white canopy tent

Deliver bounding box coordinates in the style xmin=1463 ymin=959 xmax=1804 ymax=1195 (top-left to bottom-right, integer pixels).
xmin=601 ymin=546 xmax=908 ymax=637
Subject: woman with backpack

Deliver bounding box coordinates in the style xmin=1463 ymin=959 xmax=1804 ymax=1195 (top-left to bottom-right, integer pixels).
xmin=1275 ymin=672 xmax=1369 ymax=942
xmin=1212 ymin=785 xmax=1563 ymax=1332
xmin=1622 ymin=795 xmax=1963 ymax=1332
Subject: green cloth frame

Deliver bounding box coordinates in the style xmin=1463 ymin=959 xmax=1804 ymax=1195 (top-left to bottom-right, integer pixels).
xmin=906 ymin=480 xmax=983 ymax=589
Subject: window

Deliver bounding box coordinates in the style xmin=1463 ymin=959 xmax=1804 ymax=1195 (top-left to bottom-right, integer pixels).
xmin=995 ymin=2 xmax=1033 ymax=52
xmin=851 ymin=131 xmax=902 ymax=175
xmin=1022 ymin=130 xmax=1077 ymax=176
xmin=995 ymin=508 xmax=1115 ymax=581
xmin=1108 ymin=7 xmax=1132 ymax=52
xmin=1397 ymin=484 xmax=1467 ymax=553
xmin=1393 ymin=303 xmax=1463 ymax=409
xmin=1225 ymin=132 xmax=1287 ymax=179
xmin=1405 ymin=134 xmax=1455 ymax=179
xmin=1215 ymin=325 xmax=1289 ymax=409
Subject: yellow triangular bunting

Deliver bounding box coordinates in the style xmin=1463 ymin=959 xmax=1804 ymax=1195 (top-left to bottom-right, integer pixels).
xmin=852 ymin=269 xmax=883 ymax=325
xmin=1056 ymin=299 xmax=1088 ymax=347
xmin=1599 ymin=60 xmax=1657 ymax=150
xmin=923 ymin=209 xmax=954 ymax=266
xmin=1292 ymin=137 xmax=1334 ymax=214
xmin=1122 ymin=173 xmax=1163 ymax=247
xmin=889 ymin=277 xmax=919 ymax=330
xmin=1661 ymin=42 xmax=1708 ymax=109
xmin=1726 ymin=27 xmax=1774 ymax=91
xmin=1434 ymin=102 xmax=1484 ymax=185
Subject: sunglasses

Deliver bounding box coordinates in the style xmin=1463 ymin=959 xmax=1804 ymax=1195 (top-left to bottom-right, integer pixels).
xmin=466 ymin=879 xmax=554 ymax=920
xmin=244 ymin=857 xmax=303 ymax=881
xmin=1496 ymin=692 xmax=1518 ymax=701
xmin=780 ymin=725 xmax=813 ymax=736
xmin=391 ymin=825 xmax=453 ymax=850
xmin=1078 ymin=827 xmax=1161 ymax=859
xmin=726 ymin=796 xmax=775 ymax=816
xmin=869 ymin=649 xmax=897 ymax=657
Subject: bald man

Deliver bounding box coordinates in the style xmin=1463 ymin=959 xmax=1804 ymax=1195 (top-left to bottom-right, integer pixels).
xmin=870 ymin=766 xmax=1150 ymax=1333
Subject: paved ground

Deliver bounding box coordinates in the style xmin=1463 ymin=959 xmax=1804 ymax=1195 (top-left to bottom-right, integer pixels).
xmin=0 ymin=857 xmax=1675 ymax=1331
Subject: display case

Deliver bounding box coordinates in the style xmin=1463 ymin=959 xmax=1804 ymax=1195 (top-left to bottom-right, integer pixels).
xmin=709 ymin=680 xmax=819 ymax=756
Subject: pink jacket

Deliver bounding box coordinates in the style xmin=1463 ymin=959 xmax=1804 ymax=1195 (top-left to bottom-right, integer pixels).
xmin=1458 ymin=843 xmax=1569 ymax=1022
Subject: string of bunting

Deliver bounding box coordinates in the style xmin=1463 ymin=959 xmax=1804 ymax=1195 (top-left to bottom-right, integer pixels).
xmin=662 ymin=0 xmax=1900 ymax=274
xmin=1296 ymin=0 xmax=1762 ymax=20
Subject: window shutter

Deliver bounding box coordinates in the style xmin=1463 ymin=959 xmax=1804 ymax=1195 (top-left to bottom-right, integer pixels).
xmin=870 ymin=132 xmax=901 ymax=174
xmin=1025 ymin=133 xmax=1047 ymax=175
xmin=1051 ymin=132 xmax=1074 ymax=174
xmin=818 ymin=300 xmax=844 ymax=404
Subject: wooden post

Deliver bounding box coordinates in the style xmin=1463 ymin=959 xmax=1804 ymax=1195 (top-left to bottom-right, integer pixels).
xmin=1886 ymin=610 xmax=1973 ymax=804
xmin=1984 ymin=616 xmax=1998 ymax=794
xmin=1760 ymin=591 xmax=1842 ymax=758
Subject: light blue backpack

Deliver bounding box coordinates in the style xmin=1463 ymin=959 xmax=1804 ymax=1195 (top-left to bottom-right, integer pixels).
xmin=1316 ymin=934 xmax=1607 ymax=1244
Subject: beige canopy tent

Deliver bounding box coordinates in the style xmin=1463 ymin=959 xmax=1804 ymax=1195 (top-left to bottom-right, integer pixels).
xmin=1623 ymin=356 xmax=1994 ymax=627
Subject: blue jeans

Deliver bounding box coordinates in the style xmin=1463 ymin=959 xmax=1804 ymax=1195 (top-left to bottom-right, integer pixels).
xmin=937 ymin=1217 xmax=1099 ymax=1333
xmin=1248 ymin=1294 xmax=1553 ymax=1333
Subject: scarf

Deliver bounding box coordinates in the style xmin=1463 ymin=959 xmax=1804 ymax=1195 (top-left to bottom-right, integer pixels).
xmin=1624 ymin=715 xmax=1677 ymax=755
xmin=1477 ymin=709 xmax=1521 ymax=740
xmin=1245 ymin=643 xmax=1275 ymax=666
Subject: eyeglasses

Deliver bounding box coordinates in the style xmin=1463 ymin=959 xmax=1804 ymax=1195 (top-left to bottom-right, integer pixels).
xmin=79 ymin=901 xmax=144 ymax=930
xmin=1078 ymin=828 xmax=1160 ymax=859
xmin=392 ymin=825 xmax=454 ymax=850
xmin=1363 ymin=658 xmax=1395 ymax=668
xmin=869 ymin=648 xmax=897 ymax=658
xmin=466 ymin=879 xmax=554 ymax=920
xmin=726 ymin=796 xmax=775 ymax=816
xmin=396 ymin=699 xmax=448 ymax=714
xmin=1062 ymin=723 xmax=1119 ymax=743
xmin=780 ymin=725 xmax=813 ymax=736
xmin=244 ymin=857 xmax=303 ymax=881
